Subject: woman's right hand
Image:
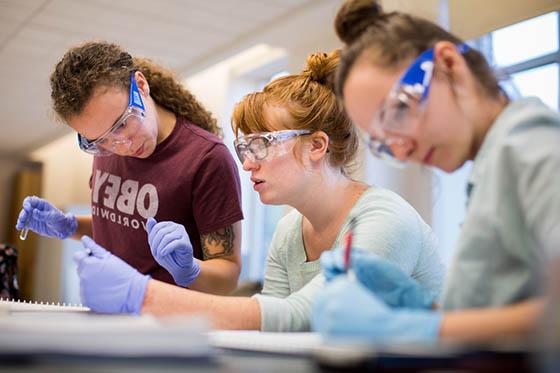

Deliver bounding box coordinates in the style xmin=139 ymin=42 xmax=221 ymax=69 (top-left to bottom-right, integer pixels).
xmin=15 ymin=196 xmax=77 ymax=239
xmin=320 ymin=248 xmax=436 ymax=309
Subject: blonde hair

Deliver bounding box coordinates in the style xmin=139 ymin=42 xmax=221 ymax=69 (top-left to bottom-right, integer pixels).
xmin=232 ymin=50 xmax=359 ymax=174
xmin=50 ymin=41 xmax=221 ymax=136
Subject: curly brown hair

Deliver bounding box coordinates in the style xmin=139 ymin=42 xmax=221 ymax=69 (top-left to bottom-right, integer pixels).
xmin=231 ymin=50 xmax=359 ymax=175
xmin=50 ymin=41 xmax=220 ymax=136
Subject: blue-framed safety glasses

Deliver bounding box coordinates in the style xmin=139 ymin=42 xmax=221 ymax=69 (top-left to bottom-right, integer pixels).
xmin=365 ymin=43 xmax=470 ymax=167
xmin=77 ymin=72 xmax=146 ymax=156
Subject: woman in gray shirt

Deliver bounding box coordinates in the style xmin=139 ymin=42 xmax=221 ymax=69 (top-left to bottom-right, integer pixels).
xmin=71 ymin=50 xmax=444 ymax=331
xmin=314 ymin=0 xmax=559 ymax=342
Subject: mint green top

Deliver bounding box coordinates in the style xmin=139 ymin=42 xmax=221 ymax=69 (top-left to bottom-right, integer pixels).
xmin=254 ymin=186 xmax=444 ymax=332
xmin=442 ymin=98 xmax=560 ymax=309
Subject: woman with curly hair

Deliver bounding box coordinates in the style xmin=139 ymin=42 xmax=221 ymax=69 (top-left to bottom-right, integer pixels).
xmin=16 ymin=41 xmax=243 ymax=297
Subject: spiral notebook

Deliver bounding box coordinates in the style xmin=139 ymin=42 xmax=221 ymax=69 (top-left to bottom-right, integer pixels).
xmin=0 ymin=298 xmax=90 ymax=312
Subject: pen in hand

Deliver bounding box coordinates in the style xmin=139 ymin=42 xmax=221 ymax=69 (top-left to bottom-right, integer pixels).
xmin=343 ymin=217 xmax=357 ymax=277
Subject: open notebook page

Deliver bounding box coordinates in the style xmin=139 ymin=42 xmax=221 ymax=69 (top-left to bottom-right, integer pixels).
xmin=208 ymin=330 xmax=323 ymax=355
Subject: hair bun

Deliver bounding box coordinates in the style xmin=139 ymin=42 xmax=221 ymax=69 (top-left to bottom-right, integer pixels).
xmin=335 ymin=0 xmax=384 ymax=45
xmin=301 ymin=50 xmax=340 ymax=86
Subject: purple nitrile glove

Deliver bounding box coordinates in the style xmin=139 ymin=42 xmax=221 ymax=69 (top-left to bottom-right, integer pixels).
xmin=73 ymin=236 xmax=149 ymax=315
xmin=320 ymin=248 xmax=435 ymax=309
xmin=146 ymin=218 xmax=200 ymax=287
xmin=15 ymin=196 xmax=77 ymax=239
xmin=312 ymin=276 xmax=442 ymax=342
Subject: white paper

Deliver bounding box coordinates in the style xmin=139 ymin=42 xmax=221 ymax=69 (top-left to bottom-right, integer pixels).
xmin=208 ymin=330 xmax=323 ymax=355
xmin=0 ymin=311 xmax=211 ymax=358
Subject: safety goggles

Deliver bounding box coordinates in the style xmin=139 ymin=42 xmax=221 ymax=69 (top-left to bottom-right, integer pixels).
xmin=234 ymin=129 xmax=312 ymax=164
xmin=77 ymin=72 xmax=146 ymax=156
xmin=366 ymin=43 xmax=470 ymax=167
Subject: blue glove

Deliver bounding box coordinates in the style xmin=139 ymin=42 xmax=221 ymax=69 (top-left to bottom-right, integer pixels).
xmin=146 ymin=218 xmax=200 ymax=287
xmin=73 ymin=236 xmax=149 ymax=315
xmin=321 ymin=248 xmax=435 ymax=309
xmin=312 ymin=276 xmax=441 ymax=342
xmin=15 ymin=196 xmax=77 ymax=240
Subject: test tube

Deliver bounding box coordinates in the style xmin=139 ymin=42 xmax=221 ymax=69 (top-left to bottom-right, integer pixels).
xmin=19 ymin=226 xmax=29 ymax=241
xmin=19 ymin=215 xmax=31 ymax=241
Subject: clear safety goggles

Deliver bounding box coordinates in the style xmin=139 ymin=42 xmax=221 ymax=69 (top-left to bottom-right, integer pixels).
xmin=366 ymin=43 xmax=470 ymax=167
xmin=77 ymin=72 xmax=146 ymax=156
xmin=234 ymin=129 xmax=312 ymax=164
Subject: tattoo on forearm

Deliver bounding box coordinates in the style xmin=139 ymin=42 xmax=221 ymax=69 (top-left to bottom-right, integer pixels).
xmin=201 ymin=226 xmax=234 ymax=260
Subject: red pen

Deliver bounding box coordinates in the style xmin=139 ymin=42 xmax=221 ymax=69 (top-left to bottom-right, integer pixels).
xmin=343 ymin=218 xmax=356 ymax=272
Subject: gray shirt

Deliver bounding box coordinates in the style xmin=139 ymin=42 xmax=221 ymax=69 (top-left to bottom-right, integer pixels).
xmin=442 ymin=98 xmax=560 ymax=310
xmin=254 ymin=186 xmax=445 ymax=331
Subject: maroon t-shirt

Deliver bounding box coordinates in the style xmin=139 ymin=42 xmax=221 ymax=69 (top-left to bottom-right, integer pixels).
xmin=90 ymin=118 xmax=243 ymax=284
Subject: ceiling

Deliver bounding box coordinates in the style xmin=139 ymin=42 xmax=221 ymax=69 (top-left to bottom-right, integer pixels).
xmin=2 ymin=0 xmax=556 ymax=159
xmin=0 ymin=0 xmax=323 ymax=158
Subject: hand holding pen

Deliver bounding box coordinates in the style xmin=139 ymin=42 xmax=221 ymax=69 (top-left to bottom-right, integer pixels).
xmin=321 ymin=227 xmax=436 ymax=309
xmin=343 ymin=217 xmax=357 ymax=277
xmin=73 ymin=236 xmax=149 ymax=314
